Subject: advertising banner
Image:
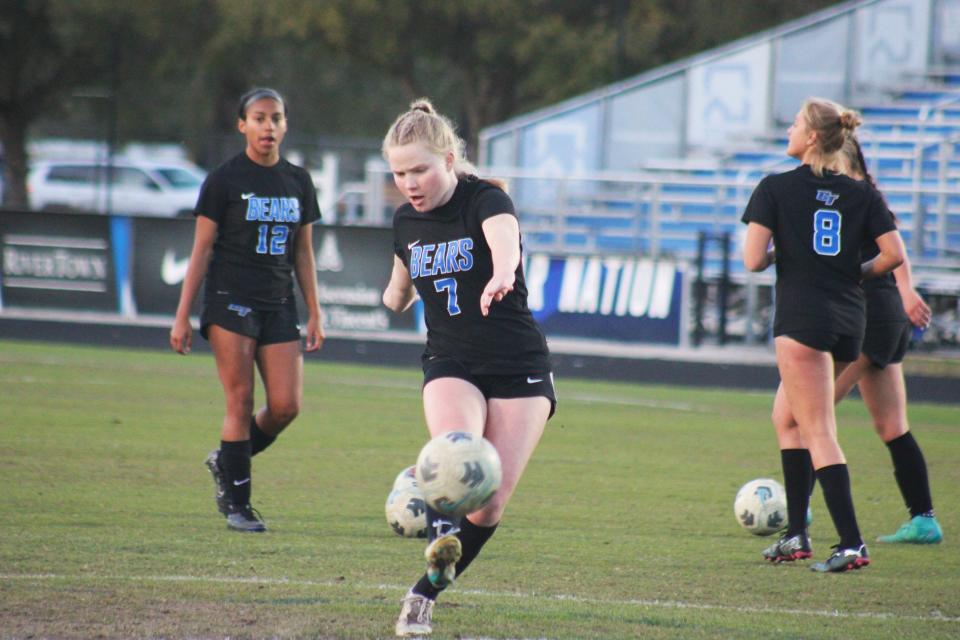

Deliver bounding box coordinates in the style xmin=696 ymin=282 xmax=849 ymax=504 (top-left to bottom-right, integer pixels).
xmin=0 ymin=211 xmax=117 ymax=312
xmin=525 ymin=253 xmax=684 ymax=344
xmin=312 ymin=225 xmax=417 ymax=332
xmin=132 ymin=216 xmax=196 ymax=315
xmin=132 ymin=219 xmax=417 ymax=331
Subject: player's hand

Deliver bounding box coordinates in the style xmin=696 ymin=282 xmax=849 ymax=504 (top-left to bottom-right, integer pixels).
xmin=305 ymin=315 xmax=325 ymax=352
xmin=170 ymin=317 xmax=193 ymax=355
xmin=480 ymin=273 xmax=515 ymax=317
xmin=901 ymin=288 xmax=931 ymax=329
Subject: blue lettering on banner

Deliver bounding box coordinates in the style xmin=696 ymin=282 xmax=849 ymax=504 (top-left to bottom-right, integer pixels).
xmin=524 ymin=253 xmax=682 ymax=344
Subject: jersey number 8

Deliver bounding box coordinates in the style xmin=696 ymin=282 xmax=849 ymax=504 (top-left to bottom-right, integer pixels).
xmin=813 ymin=209 xmax=841 ymax=256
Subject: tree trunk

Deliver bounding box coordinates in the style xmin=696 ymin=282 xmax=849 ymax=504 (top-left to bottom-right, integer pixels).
xmin=0 ymin=107 xmax=30 ymax=210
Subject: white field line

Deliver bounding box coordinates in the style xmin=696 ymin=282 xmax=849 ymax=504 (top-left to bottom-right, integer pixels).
xmin=2 ymin=573 xmax=958 ymax=624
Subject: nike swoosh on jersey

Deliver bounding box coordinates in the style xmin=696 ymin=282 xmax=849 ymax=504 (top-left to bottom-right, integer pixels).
xmin=233 ymin=478 xmax=251 ymax=486
xmin=241 ymin=192 xmax=256 ymax=200
xmin=526 ymin=377 xmax=543 ymax=384
xmin=408 ymin=240 xmax=420 ymax=250
xmin=161 ymin=249 xmax=190 ymax=285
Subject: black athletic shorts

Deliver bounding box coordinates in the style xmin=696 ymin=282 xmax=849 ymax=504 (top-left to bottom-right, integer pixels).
xmin=422 ymin=355 xmax=557 ymax=419
xmin=862 ymin=321 xmax=911 ymax=369
xmin=200 ymin=293 xmax=301 ymax=346
xmin=782 ymin=331 xmax=862 ymax=363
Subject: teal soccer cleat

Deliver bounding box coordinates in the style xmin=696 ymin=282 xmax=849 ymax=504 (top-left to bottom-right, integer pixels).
xmin=877 ymin=515 xmax=943 ymax=544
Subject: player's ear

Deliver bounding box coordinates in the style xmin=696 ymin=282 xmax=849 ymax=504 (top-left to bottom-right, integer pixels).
xmin=445 ymin=151 xmax=454 ymax=172
xmin=237 ymin=118 xmax=247 ymax=134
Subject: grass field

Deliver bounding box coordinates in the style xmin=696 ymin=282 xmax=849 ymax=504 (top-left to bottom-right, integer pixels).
xmin=1 ymin=338 xmax=958 ymax=639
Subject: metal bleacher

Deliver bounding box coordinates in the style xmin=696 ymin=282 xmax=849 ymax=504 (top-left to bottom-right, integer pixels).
xmin=467 ymin=80 xmax=960 ymax=288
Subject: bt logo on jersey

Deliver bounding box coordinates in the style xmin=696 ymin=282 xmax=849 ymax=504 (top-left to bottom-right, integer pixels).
xmin=816 ymin=190 xmax=839 ymax=206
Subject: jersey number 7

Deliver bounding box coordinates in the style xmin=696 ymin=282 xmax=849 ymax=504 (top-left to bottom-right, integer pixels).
xmin=434 ymin=277 xmax=462 ymax=315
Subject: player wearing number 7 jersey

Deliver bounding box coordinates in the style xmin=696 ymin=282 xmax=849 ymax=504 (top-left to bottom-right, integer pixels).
xmin=741 ymin=97 xmax=904 ymax=572
xmin=382 ymin=98 xmax=554 ymax=637
xmin=170 ymin=88 xmax=324 ymax=533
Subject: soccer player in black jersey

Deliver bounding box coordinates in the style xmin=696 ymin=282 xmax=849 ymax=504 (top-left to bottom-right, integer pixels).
xmin=170 ymin=88 xmax=324 ymax=532
xmin=381 ymin=99 xmax=555 ymax=637
xmin=742 ymin=98 xmax=905 ymax=572
xmin=769 ymin=136 xmax=942 ymax=546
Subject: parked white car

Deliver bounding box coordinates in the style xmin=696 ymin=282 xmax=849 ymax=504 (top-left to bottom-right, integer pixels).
xmin=28 ymin=158 xmax=206 ymax=217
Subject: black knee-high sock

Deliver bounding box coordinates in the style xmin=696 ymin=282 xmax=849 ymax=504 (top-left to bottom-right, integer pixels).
xmin=412 ymin=506 xmax=462 ymax=600
xmin=781 ymin=449 xmax=813 ymax=535
xmin=886 ymin=432 xmax=934 ymax=517
xmin=817 ymin=464 xmax=863 ymax=549
xmin=453 ymin=517 xmax=498 ymax=577
xmin=425 ymin=505 xmax=461 ymax=542
xmin=219 ymin=440 xmax=252 ymax=507
xmin=249 ymin=415 xmax=277 ymax=457
xmin=413 ymin=518 xmax=498 ymax=600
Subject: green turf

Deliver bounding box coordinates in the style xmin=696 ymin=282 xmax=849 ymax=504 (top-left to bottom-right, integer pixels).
xmin=1 ymin=339 xmax=958 ymax=639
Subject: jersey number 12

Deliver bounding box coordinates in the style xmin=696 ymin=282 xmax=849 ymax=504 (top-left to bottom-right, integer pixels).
xmin=256 ymin=224 xmax=290 ymax=255
xmin=813 ymin=209 xmax=841 ymax=256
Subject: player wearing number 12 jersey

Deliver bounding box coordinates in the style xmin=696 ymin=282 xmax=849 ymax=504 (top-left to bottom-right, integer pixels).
xmin=742 ymin=97 xmax=903 ymax=573
xmin=382 ymin=99 xmax=554 ymax=638
xmin=170 ymin=88 xmax=324 ymax=533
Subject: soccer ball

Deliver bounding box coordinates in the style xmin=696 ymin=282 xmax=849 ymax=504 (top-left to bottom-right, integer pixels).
xmin=734 ymin=478 xmax=787 ymax=536
xmin=415 ymin=431 xmax=502 ymax=518
xmin=385 ymin=486 xmax=428 ymax=538
xmin=393 ymin=465 xmax=418 ymax=493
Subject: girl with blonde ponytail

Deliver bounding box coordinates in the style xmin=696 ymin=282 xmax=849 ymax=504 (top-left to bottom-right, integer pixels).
xmin=382 ymin=98 xmax=554 ymax=637
xmin=741 ymin=97 xmax=906 ymax=573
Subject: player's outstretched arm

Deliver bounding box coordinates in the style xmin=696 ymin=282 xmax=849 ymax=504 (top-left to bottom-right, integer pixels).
xmin=479 ymin=213 xmax=519 ymax=317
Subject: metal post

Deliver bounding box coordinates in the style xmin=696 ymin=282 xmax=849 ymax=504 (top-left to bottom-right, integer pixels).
xmin=718 ymin=231 xmax=730 ymax=346
xmin=692 ymin=231 xmax=706 ymax=347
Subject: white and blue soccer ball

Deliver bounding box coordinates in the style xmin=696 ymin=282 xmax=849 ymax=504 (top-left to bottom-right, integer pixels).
xmin=734 ymin=478 xmax=787 ymax=536
xmin=385 ymin=482 xmax=428 ymax=538
xmin=415 ymin=431 xmax=502 ymax=518
xmin=393 ymin=465 xmax=419 ymax=493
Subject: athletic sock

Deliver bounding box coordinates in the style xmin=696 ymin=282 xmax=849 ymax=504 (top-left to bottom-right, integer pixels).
xmin=781 ymin=449 xmax=813 ymax=536
xmin=249 ymin=415 xmax=277 ymax=457
xmin=412 ymin=518 xmax=499 ymax=600
xmin=816 ymin=463 xmax=863 ymax=549
xmin=425 ymin=505 xmax=461 ymax=542
xmin=411 ymin=506 xmax=464 ymax=600
xmin=885 ymin=432 xmax=934 ymax=517
xmin=453 ymin=517 xmax=498 ymax=577
xmin=219 ymin=439 xmax=252 ymax=506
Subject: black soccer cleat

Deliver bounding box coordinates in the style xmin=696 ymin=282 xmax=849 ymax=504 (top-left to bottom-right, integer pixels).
xmin=810 ymin=544 xmax=869 ymax=573
xmin=225 ymin=503 xmax=267 ymax=532
xmin=204 ymin=449 xmax=229 ymax=516
xmin=762 ymin=530 xmax=812 ymax=563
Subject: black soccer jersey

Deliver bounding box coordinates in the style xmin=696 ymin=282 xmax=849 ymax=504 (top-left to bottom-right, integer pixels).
xmin=861 ymin=240 xmax=908 ymax=325
xmin=196 ymin=153 xmax=321 ymax=306
xmin=741 ymin=165 xmax=896 ymax=337
xmin=393 ymin=177 xmax=550 ymax=375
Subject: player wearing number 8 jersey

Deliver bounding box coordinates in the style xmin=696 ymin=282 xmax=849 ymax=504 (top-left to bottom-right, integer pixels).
xmin=382 ymin=99 xmax=554 ymax=637
xmin=742 ymin=98 xmax=904 ymax=572
xmin=170 ymin=88 xmax=324 ymax=533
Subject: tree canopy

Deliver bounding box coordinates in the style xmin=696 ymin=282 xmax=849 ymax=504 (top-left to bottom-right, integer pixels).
xmin=1 ymin=0 xmax=839 ymax=207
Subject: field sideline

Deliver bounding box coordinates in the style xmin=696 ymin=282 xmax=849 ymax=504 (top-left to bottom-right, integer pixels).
xmin=1 ymin=339 xmax=958 ymax=639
